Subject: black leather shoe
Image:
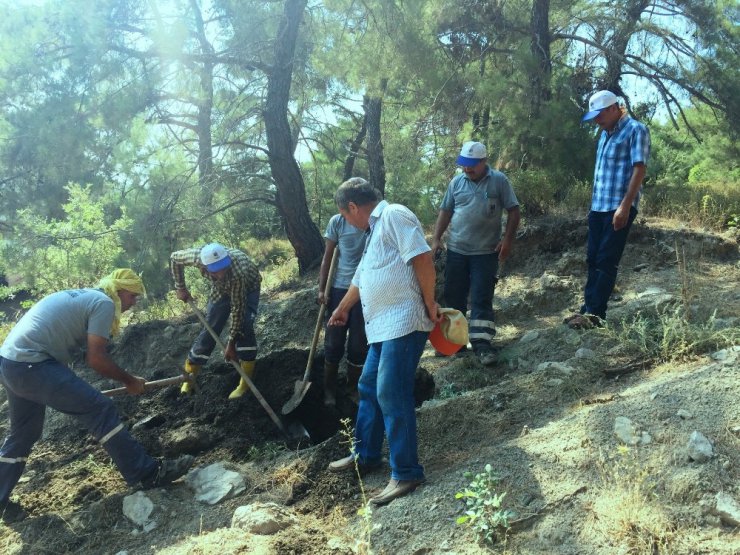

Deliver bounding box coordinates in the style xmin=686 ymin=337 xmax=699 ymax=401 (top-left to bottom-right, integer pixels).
xmin=142 ymin=454 xmax=194 ymax=489
xmin=369 ymin=478 xmax=425 ymax=505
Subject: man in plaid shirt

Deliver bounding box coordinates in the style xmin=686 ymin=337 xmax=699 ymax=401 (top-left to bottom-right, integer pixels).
xmin=566 ymin=90 xmax=650 ymax=329
xmin=170 ymin=243 xmax=262 ymax=399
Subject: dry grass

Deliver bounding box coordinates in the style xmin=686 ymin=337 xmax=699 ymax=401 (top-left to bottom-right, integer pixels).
xmin=585 ymin=446 xmax=677 ymax=554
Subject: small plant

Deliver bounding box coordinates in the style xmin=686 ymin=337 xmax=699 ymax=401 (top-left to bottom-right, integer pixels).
xmin=455 ymin=464 xmax=514 ymax=545
xmin=437 ymin=382 xmax=459 ymax=399
xmin=338 ymin=418 xmax=374 ymax=555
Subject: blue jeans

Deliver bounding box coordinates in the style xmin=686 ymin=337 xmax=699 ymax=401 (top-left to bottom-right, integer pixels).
xmin=0 ymin=358 xmax=158 ymax=503
xmin=581 ymin=208 xmax=637 ymax=319
xmin=189 ymin=288 xmax=260 ymax=364
xmin=324 ymin=287 xmax=368 ymax=366
xmin=444 ymin=250 xmax=498 ymax=351
xmin=354 ymin=331 xmax=427 ymax=481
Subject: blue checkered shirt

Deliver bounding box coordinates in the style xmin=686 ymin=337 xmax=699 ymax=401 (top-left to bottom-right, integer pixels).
xmin=591 ymin=116 xmax=650 ymax=212
xmin=351 ymin=201 xmax=434 ymax=343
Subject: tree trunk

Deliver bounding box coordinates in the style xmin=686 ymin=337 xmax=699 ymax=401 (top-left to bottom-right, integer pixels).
xmin=529 ymin=0 xmax=552 ymax=117
xmin=191 ymin=0 xmax=215 ymax=210
xmin=364 ymin=78 xmax=387 ymax=197
xmin=601 ymin=0 xmax=649 ymax=95
xmin=264 ymin=0 xmax=323 ymax=273
xmin=343 ymin=119 xmax=367 ymax=181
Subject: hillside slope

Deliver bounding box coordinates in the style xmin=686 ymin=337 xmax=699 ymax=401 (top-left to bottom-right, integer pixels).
xmin=1 ymin=215 xmax=738 ymax=555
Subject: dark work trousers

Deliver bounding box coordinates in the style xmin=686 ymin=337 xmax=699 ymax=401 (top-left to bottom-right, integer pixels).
xmin=0 ymin=357 xmax=157 ymax=504
xmin=324 ymin=286 xmax=368 ymax=366
xmin=444 ymin=249 xmax=498 ymax=353
xmin=188 ymin=288 xmax=260 ymax=365
xmin=581 ymin=207 xmax=637 ymax=319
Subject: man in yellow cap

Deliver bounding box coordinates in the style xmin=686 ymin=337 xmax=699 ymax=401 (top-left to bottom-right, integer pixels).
xmin=170 ymin=243 xmax=262 ymax=399
xmin=0 ymin=269 xmax=194 ymax=523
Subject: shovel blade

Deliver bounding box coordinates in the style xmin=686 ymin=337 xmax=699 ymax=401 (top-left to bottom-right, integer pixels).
xmin=281 ymin=379 xmax=311 ymax=415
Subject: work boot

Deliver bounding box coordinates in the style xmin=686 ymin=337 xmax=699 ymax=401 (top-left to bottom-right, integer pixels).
xmin=141 ymin=454 xmax=194 ymax=489
xmin=346 ymin=363 xmax=363 ymax=404
xmin=323 ymin=361 xmax=339 ymax=407
xmin=180 ymin=360 xmax=201 ymax=395
xmin=228 ymin=360 xmax=254 ymax=400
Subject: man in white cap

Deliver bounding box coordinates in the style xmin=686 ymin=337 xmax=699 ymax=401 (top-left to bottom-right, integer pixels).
xmin=564 ymin=90 xmax=650 ymax=329
xmin=170 ymin=243 xmax=262 ymax=399
xmin=431 ymin=141 xmax=520 ymax=365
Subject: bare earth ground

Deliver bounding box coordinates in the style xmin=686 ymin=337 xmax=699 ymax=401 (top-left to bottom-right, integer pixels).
xmin=0 ymin=215 xmax=738 ymax=555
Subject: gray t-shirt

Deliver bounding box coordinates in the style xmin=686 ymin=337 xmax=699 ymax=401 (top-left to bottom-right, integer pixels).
xmin=0 ymin=289 xmax=114 ymax=364
xmin=440 ymin=167 xmax=519 ymax=255
xmin=324 ymin=214 xmax=367 ymax=289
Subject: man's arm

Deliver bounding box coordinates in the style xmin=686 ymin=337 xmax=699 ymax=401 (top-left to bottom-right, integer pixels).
xmin=170 ymin=248 xmax=201 ymax=302
xmin=328 ymin=284 xmax=360 ymax=327
xmin=495 ymin=205 xmax=521 ymax=262
xmin=613 ymin=163 xmax=646 ymax=230
xmin=431 ymin=209 xmax=453 ymax=255
xmin=86 ymin=334 xmax=146 ymax=395
xmin=318 ymin=240 xmax=337 ymax=305
xmin=410 ymin=251 xmax=441 ymax=323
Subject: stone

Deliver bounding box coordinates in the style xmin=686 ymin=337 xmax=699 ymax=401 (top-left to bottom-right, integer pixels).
xmin=232 ymin=502 xmax=299 ymax=535
xmin=122 ymin=491 xmax=154 ymax=527
xmin=676 ymin=409 xmax=693 ymax=420
xmin=714 ymin=492 xmax=740 ymax=527
xmin=186 ymin=462 xmax=246 ymax=505
xmin=614 ymin=417 xmax=641 ymax=445
xmin=520 ymin=330 xmax=540 ymax=344
xmin=687 ymin=431 xmax=713 ymax=463
xmin=536 ymin=362 xmax=575 ymax=376
xmin=574 ymin=348 xmax=596 ymax=359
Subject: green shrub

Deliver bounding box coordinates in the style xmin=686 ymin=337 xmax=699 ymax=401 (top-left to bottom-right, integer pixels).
xmin=455 ymin=464 xmax=514 ymax=545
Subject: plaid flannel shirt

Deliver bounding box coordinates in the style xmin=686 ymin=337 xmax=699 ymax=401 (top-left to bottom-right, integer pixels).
xmin=170 ymin=247 xmax=261 ymax=343
xmin=591 ymin=115 xmax=650 ymax=212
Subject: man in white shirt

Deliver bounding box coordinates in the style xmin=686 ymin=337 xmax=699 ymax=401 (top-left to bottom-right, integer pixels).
xmin=326 ymin=178 xmax=441 ymax=505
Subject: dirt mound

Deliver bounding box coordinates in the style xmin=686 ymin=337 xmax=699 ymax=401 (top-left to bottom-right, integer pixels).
xmin=1 ymin=215 xmax=738 ymax=555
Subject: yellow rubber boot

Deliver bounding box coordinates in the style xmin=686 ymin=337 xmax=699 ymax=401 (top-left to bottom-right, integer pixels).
xmin=228 ymin=360 xmax=255 ymax=400
xmin=180 ymin=360 xmax=201 ymax=395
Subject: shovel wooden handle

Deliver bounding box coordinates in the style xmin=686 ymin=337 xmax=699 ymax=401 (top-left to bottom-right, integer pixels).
xmin=102 ymin=375 xmax=188 ymax=396
xmin=302 ymin=247 xmax=340 ymax=383
xmin=187 ymin=299 xmax=290 ymax=437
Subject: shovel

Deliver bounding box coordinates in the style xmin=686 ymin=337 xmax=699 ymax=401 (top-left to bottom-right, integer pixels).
xmin=282 ymin=247 xmax=339 ymax=416
xmin=102 ymin=375 xmax=191 ymax=396
xmin=187 ymin=299 xmax=309 ymax=445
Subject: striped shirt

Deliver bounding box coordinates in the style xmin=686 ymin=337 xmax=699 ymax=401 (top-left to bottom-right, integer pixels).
xmin=170 ymin=247 xmax=261 ymax=343
xmin=591 ymin=115 xmax=650 ymax=212
xmin=352 ymin=201 xmax=434 ymax=343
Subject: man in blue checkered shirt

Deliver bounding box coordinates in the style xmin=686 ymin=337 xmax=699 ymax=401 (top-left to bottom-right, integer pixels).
xmin=565 ymin=90 xmax=650 ymax=329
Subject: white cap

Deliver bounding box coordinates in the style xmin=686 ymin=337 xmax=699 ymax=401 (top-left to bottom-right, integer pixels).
xmin=456 ymin=141 xmax=487 ymax=167
xmin=582 ymin=90 xmax=618 ymax=121
xmin=200 ymin=243 xmax=232 ymax=272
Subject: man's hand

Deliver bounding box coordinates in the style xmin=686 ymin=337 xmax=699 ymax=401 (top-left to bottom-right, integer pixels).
xmin=317 ymin=290 xmax=327 ymax=305
xmin=613 ymin=204 xmax=630 ymax=230
xmin=328 ymin=307 xmax=349 ymax=327
xmin=430 ymin=238 xmax=443 ymax=257
xmin=426 ymin=301 xmax=443 ymax=324
xmin=124 ymin=375 xmax=147 ymax=395
xmin=494 ymin=237 xmax=514 ymax=262
xmin=176 ymin=288 xmax=193 ymax=303
xmin=224 ymin=340 xmax=238 ymax=362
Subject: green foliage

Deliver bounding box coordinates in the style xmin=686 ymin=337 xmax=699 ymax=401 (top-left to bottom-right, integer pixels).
xmin=510 ymin=169 xmax=592 ymax=217
xmin=608 ymin=307 xmax=739 ymax=363
xmin=455 ymin=464 xmax=514 ymax=545
xmin=0 ymin=184 xmax=132 ymax=294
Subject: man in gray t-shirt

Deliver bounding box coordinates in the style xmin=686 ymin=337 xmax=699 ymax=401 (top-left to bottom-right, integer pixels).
xmin=317 ymin=177 xmax=371 ymax=406
xmin=0 ymin=270 xmax=193 ymax=523
xmin=431 ymin=141 xmax=520 ymax=365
